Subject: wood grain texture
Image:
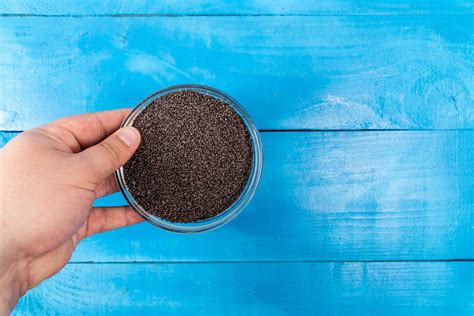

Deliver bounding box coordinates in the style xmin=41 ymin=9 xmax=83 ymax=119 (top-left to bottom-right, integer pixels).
xmin=1 ymin=1 xmax=473 ymax=15
xmin=2 ymin=5 xmax=473 ymax=314
xmin=0 ymin=15 xmax=472 ymax=131
xmin=2 ymin=130 xmax=472 ymax=261
xmin=13 ymin=262 xmax=474 ymax=315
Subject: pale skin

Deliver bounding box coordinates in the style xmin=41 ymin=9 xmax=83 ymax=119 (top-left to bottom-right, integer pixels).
xmin=0 ymin=109 xmax=143 ymax=314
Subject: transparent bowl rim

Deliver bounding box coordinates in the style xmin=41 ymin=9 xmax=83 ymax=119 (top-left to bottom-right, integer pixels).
xmin=114 ymin=84 xmax=263 ymax=233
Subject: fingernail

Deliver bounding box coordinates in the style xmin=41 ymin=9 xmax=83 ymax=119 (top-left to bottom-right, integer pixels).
xmin=118 ymin=127 xmax=140 ymax=146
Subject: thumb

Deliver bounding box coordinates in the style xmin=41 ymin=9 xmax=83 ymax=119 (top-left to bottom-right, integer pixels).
xmin=77 ymin=126 xmax=141 ymax=183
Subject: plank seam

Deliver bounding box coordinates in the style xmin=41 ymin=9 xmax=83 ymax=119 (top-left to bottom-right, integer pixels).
xmin=1 ymin=13 xmax=473 ymax=18
xmin=260 ymin=128 xmax=474 ymax=132
xmin=3 ymin=128 xmax=474 ymax=134
xmin=67 ymin=259 xmax=474 ymax=264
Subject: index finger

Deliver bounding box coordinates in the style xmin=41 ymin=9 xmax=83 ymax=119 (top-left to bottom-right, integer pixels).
xmin=43 ymin=109 xmax=131 ymax=152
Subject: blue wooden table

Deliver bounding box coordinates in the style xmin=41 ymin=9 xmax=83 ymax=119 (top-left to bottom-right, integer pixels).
xmin=1 ymin=1 xmax=473 ymax=315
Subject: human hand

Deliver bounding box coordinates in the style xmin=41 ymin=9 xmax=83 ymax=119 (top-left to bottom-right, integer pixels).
xmin=0 ymin=110 xmax=142 ymax=313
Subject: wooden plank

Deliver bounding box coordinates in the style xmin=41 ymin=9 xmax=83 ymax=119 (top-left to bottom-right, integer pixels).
xmin=2 ymin=130 xmax=473 ymax=261
xmin=1 ymin=1 xmax=472 ymax=15
xmin=0 ymin=16 xmax=472 ymax=131
xmin=12 ymin=262 xmax=474 ymax=315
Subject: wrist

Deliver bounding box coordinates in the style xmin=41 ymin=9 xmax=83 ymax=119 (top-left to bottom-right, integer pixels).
xmin=0 ymin=236 xmax=27 ymax=314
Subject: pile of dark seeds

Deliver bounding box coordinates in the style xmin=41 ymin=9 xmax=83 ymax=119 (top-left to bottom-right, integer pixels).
xmin=123 ymin=89 xmax=254 ymax=223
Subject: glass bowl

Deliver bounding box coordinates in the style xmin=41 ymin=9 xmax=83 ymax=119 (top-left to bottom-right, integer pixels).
xmin=115 ymin=84 xmax=263 ymax=233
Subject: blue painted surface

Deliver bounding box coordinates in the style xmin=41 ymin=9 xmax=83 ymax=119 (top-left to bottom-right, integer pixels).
xmin=0 ymin=15 xmax=473 ymax=130
xmin=1 ymin=1 xmax=473 ymax=314
xmin=13 ymin=262 xmax=474 ymax=315
xmin=0 ymin=1 xmax=472 ymax=15
xmin=2 ymin=130 xmax=473 ymax=262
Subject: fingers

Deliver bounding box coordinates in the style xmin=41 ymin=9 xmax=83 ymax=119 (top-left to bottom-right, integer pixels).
xmin=77 ymin=126 xmax=141 ymax=183
xmin=81 ymin=206 xmax=144 ymax=239
xmin=95 ymin=175 xmax=119 ymax=198
xmin=43 ymin=109 xmax=131 ymax=152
